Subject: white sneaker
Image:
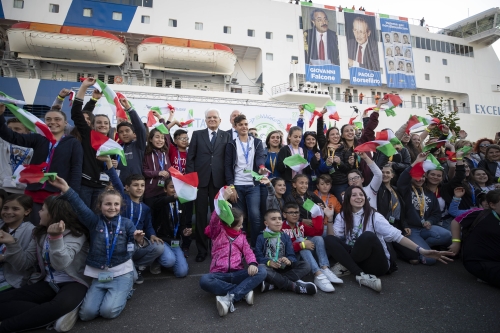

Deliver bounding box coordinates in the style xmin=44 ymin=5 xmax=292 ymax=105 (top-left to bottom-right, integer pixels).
xmin=54 ymin=305 xmax=80 ymax=332
xmin=314 ymin=273 xmax=335 ymax=292
xmin=216 ymin=294 xmax=235 ymax=317
xmin=356 ymin=272 xmax=382 ymax=292
xmin=331 ymin=262 xmax=351 ymax=277
xmin=321 ymin=268 xmax=344 ymax=284
xmin=244 ymin=290 xmax=254 ymax=305
xmin=261 ymin=281 xmax=275 ymax=292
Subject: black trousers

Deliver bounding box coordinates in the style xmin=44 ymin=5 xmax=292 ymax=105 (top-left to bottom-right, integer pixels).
xmin=393 ymin=241 xmax=419 ymax=262
xmin=0 ymin=280 xmax=88 ymax=333
xmin=265 ymin=261 xmax=311 ymax=290
xmin=464 ymin=260 xmax=500 ymax=288
xmin=195 ymin=176 xmax=218 ymax=256
xmin=324 ymin=231 xmax=389 ymax=277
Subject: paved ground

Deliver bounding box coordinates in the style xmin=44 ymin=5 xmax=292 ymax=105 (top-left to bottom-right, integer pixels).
xmin=35 ymin=249 xmax=500 ymax=333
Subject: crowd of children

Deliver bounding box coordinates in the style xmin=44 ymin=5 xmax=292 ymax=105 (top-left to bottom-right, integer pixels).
xmin=0 ymin=77 xmax=498 ymax=331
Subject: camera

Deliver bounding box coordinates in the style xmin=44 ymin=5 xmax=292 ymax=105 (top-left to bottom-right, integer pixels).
xmin=350 ymin=106 xmax=359 ymax=113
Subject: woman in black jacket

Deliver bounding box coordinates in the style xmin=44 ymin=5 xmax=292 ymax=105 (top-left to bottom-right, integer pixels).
xmin=478 ymin=144 xmax=500 ymax=183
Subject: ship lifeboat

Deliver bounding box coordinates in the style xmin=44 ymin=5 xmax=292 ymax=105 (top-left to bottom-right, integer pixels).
xmin=7 ymin=22 xmax=127 ymax=66
xmin=138 ymin=37 xmax=236 ymax=75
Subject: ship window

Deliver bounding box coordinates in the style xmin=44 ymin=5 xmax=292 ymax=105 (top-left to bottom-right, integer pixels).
xmin=174 ymin=80 xmax=181 ymax=89
xmin=141 ymin=16 xmax=150 ymax=24
xmin=97 ymin=74 xmax=105 ymax=82
xmin=224 ymin=26 xmax=231 ymax=34
xmin=411 ymin=95 xmax=416 ymax=108
xmin=266 ymin=32 xmax=273 ymax=40
xmin=426 ymin=97 xmax=430 ymax=106
xmin=286 ymin=35 xmax=293 ymax=42
xmin=469 ymin=46 xmax=474 ymax=57
xmin=442 ymin=59 xmax=447 ymax=65
xmin=248 ymin=29 xmax=255 ymax=37
xmin=266 ymin=53 xmax=273 ymax=61
xmin=195 ymin=22 xmax=203 ymax=30
xmin=133 ymin=54 xmax=138 ymax=61
xmin=291 ymin=56 xmax=298 ymax=62
xmin=155 ymin=79 xmax=163 ymax=87
xmin=415 ymin=37 xmax=421 ymax=49
xmin=459 ymin=44 xmax=464 ymax=56
xmin=169 ymin=19 xmax=177 ymax=27
xmin=441 ymin=41 xmax=445 ymax=53
xmin=417 ymin=96 xmax=422 ymax=108
xmin=83 ymin=8 xmax=92 ymax=17
xmin=299 ymin=16 xmax=303 ymax=29
xmin=425 ymin=56 xmax=430 ymax=63
xmin=337 ymin=23 xmax=345 ymax=36
xmin=107 ymin=75 xmax=115 ymax=84
xmin=425 ymin=73 xmax=430 ymax=80
xmin=112 ymin=12 xmax=122 ymax=21
xmin=431 ymin=39 xmax=436 ymax=51
xmin=445 ymin=42 xmax=450 ymax=53
xmin=49 ymin=4 xmax=59 ymax=13
xmin=425 ymin=38 xmax=431 ymax=50
xmin=13 ymin=0 xmax=23 ymax=8
xmin=143 ymin=0 xmax=153 ymax=7
xmin=165 ymin=79 xmax=172 ymax=87
xmin=450 ymin=43 xmax=455 ymax=54
xmin=436 ymin=40 xmax=441 ymax=52
xmin=445 ymin=76 xmax=450 ymax=83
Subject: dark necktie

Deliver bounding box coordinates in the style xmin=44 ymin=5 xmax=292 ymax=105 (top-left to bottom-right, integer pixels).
xmin=357 ymin=45 xmax=363 ymax=63
xmin=211 ymin=131 xmax=216 ymax=147
xmin=319 ymin=34 xmax=325 ymax=60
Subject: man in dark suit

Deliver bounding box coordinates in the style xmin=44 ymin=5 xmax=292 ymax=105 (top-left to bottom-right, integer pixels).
xmin=186 ymin=109 xmax=230 ymax=262
xmin=304 ymin=8 xmax=340 ymax=66
xmin=347 ymin=16 xmax=380 ymax=72
xmin=226 ymin=110 xmax=240 ymax=140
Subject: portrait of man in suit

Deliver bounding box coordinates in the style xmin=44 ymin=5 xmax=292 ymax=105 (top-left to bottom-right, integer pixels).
xmin=304 ymin=8 xmax=340 ymax=66
xmin=403 ymin=34 xmax=410 ymax=44
xmin=347 ymin=15 xmax=380 ymax=72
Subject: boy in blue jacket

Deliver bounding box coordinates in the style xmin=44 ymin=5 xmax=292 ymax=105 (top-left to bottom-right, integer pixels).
xmin=254 ymin=209 xmax=316 ymax=295
xmin=101 ymin=156 xmax=164 ymax=283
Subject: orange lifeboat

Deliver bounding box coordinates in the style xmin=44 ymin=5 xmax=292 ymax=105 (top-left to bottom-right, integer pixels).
xmin=7 ymin=22 xmax=127 ymax=66
xmin=138 ymin=37 xmax=236 ymax=75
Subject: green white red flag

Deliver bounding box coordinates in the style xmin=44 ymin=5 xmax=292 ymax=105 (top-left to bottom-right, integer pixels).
xmin=214 ymin=186 xmax=234 ymax=225
xmin=91 ymin=130 xmax=127 ymax=166
xmin=93 ymin=79 xmax=128 ymax=120
xmin=168 ymin=167 xmax=198 ymax=203
xmin=4 ymin=103 xmax=56 ymax=144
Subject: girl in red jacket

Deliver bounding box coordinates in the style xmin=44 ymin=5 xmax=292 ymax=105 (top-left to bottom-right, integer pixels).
xmin=142 ymin=129 xmax=171 ymax=208
xmin=199 ymin=187 xmax=266 ymax=317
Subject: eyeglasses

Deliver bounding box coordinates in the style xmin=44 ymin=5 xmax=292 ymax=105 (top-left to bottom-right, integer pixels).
xmin=176 ymin=137 xmax=189 ymax=142
xmin=348 ymin=175 xmax=361 ymax=182
xmin=480 ymin=144 xmax=490 ymax=147
xmin=284 ymin=211 xmax=300 ymax=215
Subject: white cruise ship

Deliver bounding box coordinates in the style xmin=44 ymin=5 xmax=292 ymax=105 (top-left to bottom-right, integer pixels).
xmin=0 ymin=0 xmax=499 ymax=140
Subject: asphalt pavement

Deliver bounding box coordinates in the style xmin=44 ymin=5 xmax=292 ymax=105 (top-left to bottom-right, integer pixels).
xmin=35 ymin=249 xmax=500 ymax=333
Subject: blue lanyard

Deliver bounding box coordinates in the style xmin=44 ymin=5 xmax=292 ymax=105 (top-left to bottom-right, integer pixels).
xmin=130 ymin=202 xmax=142 ymax=228
xmin=169 ymin=201 xmax=180 ymax=238
xmin=177 ymin=150 xmax=184 ymax=173
xmin=155 ymin=151 xmax=165 ymax=171
xmin=469 ymin=183 xmax=476 ymax=206
xmin=238 ymin=138 xmax=251 ymax=166
xmin=44 ymin=238 xmax=55 ymax=283
xmin=44 ymin=137 xmax=64 ymax=170
xmin=471 ymin=159 xmax=478 ymax=168
xmin=10 ymin=144 xmax=30 ymax=173
xmin=103 ymin=216 xmax=122 ymax=268
xmin=117 ymin=155 xmax=121 ymax=165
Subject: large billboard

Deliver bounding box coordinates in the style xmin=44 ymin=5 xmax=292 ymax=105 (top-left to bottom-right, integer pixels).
xmin=344 ymin=11 xmax=381 ymax=86
xmin=380 ymin=18 xmax=416 ymax=89
xmin=302 ymin=6 xmax=341 ymax=84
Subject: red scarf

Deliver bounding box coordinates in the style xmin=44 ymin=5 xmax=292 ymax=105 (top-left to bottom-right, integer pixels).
xmin=222 ymin=224 xmax=241 ymax=238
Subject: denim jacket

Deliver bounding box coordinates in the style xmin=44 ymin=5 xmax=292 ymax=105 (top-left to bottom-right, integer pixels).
xmin=61 ymin=188 xmax=136 ymax=269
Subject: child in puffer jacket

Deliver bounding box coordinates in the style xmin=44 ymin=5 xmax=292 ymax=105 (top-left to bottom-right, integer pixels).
xmin=199 ymin=187 xmax=266 ymax=317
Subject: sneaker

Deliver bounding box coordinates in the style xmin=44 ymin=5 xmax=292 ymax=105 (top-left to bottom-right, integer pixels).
xmin=261 ymin=281 xmax=275 ymax=293
xmin=321 ymin=268 xmax=344 ymax=284
xmin=216 ymin=294 xmax=235 ymax=317
xmin=54 ymin=306 xmax=80 ymax=332
xmin=294 ymin=280 xmax=317 ymax=295
xmin=314 ymin=273 xmax=335 ymax=292
xmin=244 ymin=290 xmax=254 ymax=305
xmin=331 ymin=262 xmax=350 ymax=277
xmin=356 ymin=272 xmax=382 ymax=292
xmin=135 ymin=267 xmax=144 ymax=285
xmin=150 ymin=262 xmax=161 ymax=275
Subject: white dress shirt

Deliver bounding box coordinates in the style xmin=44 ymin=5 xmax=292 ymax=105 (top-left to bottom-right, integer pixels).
xmin=351 ymin=39 xmax=368 ymax=68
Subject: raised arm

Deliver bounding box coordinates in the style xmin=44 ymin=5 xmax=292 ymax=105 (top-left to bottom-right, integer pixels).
xmin=47 ymin=222 xmax=88 ymax=271
xmin=122 ymin=97 xmax=146 ymax=151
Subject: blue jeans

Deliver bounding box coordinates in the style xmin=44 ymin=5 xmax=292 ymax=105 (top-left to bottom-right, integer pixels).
xmin=408 ymin=226 xmax=452 ymax=265
xmin=298 ymin=236 xmax=330 ymax=274
xmin=79 ymin=271 xmax=133 ymax=321
xmin=235 ymin=185 xmax=261 ymax=247
xmin=199 ymin=266 xmax=266 ymax=302
xmin=79 ymin=185 xmax=105 ymax=210
xmin=132 ymin=242 xmax=164 ymax=267
xmin=157 ymin=243 xmax=189 ymax=277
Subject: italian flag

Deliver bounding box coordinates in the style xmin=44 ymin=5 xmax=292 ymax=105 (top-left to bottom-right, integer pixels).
xmin=0 ymin=92 xmax=26 ymax=106
xmin=168 ymin=167 xmax=198 ymax=203
xmin=363 ymin=106 xmax=396 ymax=117
xmin=91 ymin=130 xmax=127 ymax=166
xmin=68 ymin=91 xmax=76 ymax=107
xmin=12 ymin=163 xmax=57 ymax=184
xmin=422 ymin=140 xmax=447 ymax=153
xmin=324 ymin=100 xmax=340 ymax=121
xmin=383 ymin=94 xmax=402 ymax=107
xmin=214 ymin=186 xmax=234 ymax=225
xmin=94 ymin=79 xmax=129 ymax=120
xmin=4 ymin=103 xmax=56 ymax=144
xmin=283 ymin=154 xmax=309 ymax=173
xmin=409 ymin=154 xmax=443 ymax=179
xmin=302 ymin=103 xmax=323 ymax=127
xmin=446 ymin=146 xmax=472 ymax=161
xmin=303 ymin=198 xmax=324 ymax=226
xmin=354 ymin=129 xmax=401 ymax=157
xmin=146 ymin=111 xmax=169 ymax=134
xmin=179 ymin=109 xmax=194 ymax=128
xmin=405 ymin=115 xmax=440 ymax=133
